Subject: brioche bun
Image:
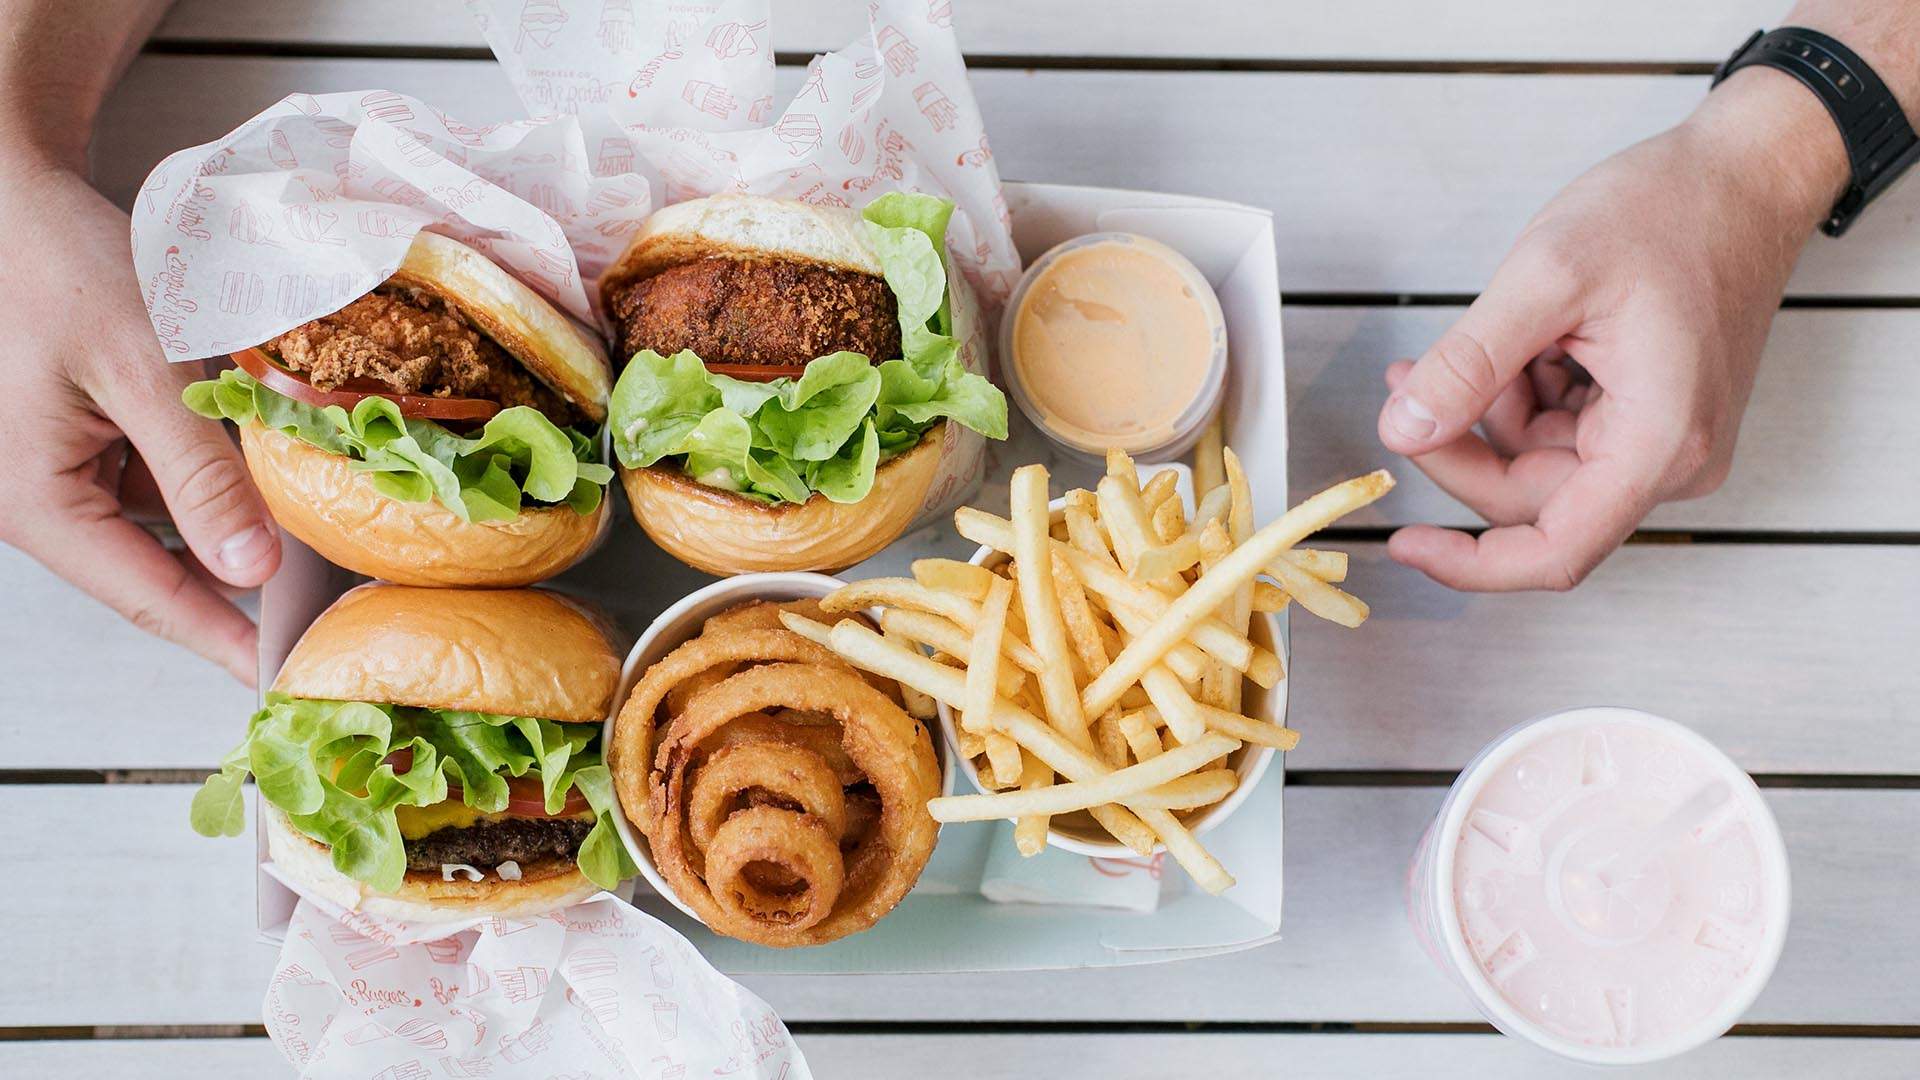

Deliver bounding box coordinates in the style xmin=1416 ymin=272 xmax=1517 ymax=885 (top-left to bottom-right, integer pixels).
xmin=265 ymin=584 xmax=619 ymax=920
xmin=598 ymin=193 xmax=883 ymax=306
xmin=273 ymin=583 xmax=621 ymax=721
xmin=267 ymin=809 xmax=599 ymax=922
xmin=400 ymin=230 xmax=611 ymax=423
xmin=240 ymin=423 xmax=609 ymax=588
xmin=619 ymin=425 xmax=946 ymax=575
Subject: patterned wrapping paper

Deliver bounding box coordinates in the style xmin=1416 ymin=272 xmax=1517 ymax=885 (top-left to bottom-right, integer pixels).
xmin=265 ymin=891 xmax=810 ymax=1079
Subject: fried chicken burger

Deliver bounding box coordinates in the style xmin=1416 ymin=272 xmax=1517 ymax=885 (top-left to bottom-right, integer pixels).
xmin=183 ymin=231 xmax=614 ymax=586
xmin=191 ymin=584 xmax=636 ymax=920
xmin=601 ymin=193 xmax=1006 ymax=575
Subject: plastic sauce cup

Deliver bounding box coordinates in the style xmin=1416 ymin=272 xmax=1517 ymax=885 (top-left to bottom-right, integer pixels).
xmin=1001 ymin=232 xmax=1226 ymax=464
xmin=1407 ymin=707 xmax=1790 ymax=1065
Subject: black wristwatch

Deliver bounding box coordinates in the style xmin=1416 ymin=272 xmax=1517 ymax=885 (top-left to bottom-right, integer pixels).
xmin=1713 ymin=27 xmax=1920 ymax=237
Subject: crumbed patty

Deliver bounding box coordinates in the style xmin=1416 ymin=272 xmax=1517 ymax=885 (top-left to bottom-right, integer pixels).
xmin=403 ymin=815 xmax=594 ymax=872
xmin=269 ymin=286 xmax=579 ymax=424
xmin=610 ymin=257 xmax=901 ymax=369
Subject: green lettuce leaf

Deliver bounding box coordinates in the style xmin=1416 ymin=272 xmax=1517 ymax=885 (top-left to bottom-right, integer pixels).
xmin=183 ymin=369 xmax=612 ymax=522
xmin=609 ymin=192 xmax=1005 ymax=505
xmin=193 ymin=697 xmax=627 ymax=893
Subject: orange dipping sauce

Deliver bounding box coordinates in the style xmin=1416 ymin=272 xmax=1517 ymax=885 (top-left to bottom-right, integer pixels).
xmin=1007 ymin=234 xmax=1224 ymax=457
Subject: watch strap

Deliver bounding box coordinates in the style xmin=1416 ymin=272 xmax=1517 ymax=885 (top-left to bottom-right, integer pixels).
xmin=1714 ymin=27 xmax=1920 ymax=236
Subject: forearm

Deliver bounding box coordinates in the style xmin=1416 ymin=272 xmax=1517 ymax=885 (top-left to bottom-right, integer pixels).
xmin=0 ymin=0 xmax=173 ymax=170
xmin=1674 ymin=1 xmax=1920 ymax=244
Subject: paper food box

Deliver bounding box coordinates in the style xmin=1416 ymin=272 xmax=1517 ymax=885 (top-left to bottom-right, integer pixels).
xmin=252 ymin=180 xmax=1288 ymax=972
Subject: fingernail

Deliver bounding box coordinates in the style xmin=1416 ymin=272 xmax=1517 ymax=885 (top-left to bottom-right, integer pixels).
xmin=1387 ymin=394 xmax=1437 ymax=441
xmin=218 ymin=524 xmax=274 ymax=571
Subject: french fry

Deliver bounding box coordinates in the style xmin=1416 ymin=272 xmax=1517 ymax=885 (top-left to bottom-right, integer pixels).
xmin=912 ymin=558 xmax=999 ymax=600
xmin=881 ymin=608 xmax=1032 ymax=689
xmin=1013 ymin=752 xmax=1053 ymax=856
xmin=1121 ymin=768 xmax=1237 ymax=810
xmin=1141 ymin=468 xmax=1180 ymax=513
xmin=1195 ymin=521 xmax=1237 ymax=709
xmin=1141 ymin=666 xmax=1208 ymax=744
xmin=985 ymin=733 xmax=1025 ymax=787
xmin=1192 ymin=484 xmax=1232 ymax=532
xmin=1223 ymin=449 xmax=1257 ymax=715
xmin=1193 ymin=412 xmax=1226 ymax=494
xmin=1134 ymin=533 xmax=1203 ymax=581
xmin=1105 ymin=447 xmax=1140 ymax=491
xmin=1151 ymin=490 xmax=1185 ymax=543
xmin=1251 ymin=581 xmax=1290 ymax=613
xmin=881 ymin=624 xmax=940 ymax=720
xmin=1092 ymin=713 xmax=1130 ymax=768
xmin=955 ymin=510 xmax=1276 ymax=684
xmin=1011 ymin=465 xmax=1092 ymax=747
xmin=1193 ymin=702 xmax=1302 ymax=750
xmin=928 ymin=734 xmax=1239 ymax=821
xmin=1117 ymin=708 xmax=1164 ymax=762
xmin=1079 ymin=470 xmax=1395 ymax=716
xmin=1266 ymin=552 xmax=1370 ymax=628
xmin=825 ymin=579 xmax=1045 ymax=671
xmin=1097 ymin=475 xmax=1178 ymax=591
xmin=1284 ymin=548 xmax=1348 ymax=582
xmin=963 ymin=576 xmax=1014 ymax=740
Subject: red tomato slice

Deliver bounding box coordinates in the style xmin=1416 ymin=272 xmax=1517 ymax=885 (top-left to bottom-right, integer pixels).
xmin=233 ymin=347 xmax=503 ymax=422
xmin=703 ymin=362 xmax=810 ymax=383
xmin=381 ymin=749 xmax=588 ymax=817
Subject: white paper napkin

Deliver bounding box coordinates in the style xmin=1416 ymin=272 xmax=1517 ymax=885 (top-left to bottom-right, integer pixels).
xmin=263 ymin=890 xmax=811 ymax=1079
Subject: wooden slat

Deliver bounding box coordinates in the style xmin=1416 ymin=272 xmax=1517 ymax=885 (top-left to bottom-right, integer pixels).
xmin=95 ymin=57 xmax=1920 ymax=299
xmin=10 ymin=542 xmax=1914 ymax=774
xmin=6 ymin=785 xmax=1912 ymax=1027
xmin=7 ymin=1033 xmax=1919 ymax=1079
xmin=155 ymin=0 xmax=1780 ymax=64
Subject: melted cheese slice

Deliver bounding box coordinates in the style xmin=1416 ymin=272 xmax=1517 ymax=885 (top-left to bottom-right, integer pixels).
xmin=395 ymin=802 xmax=596 ymax=839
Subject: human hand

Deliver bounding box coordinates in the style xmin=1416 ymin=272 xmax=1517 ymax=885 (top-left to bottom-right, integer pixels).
xmin=0 ymin=159 xmax=280 ymax=683
xmin=1375 ymin=69 xmax=1850 ymax=591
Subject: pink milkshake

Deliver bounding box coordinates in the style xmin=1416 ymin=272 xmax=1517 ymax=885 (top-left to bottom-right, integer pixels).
xmin=1408 ymin=708 xmax=1790 ymax=1064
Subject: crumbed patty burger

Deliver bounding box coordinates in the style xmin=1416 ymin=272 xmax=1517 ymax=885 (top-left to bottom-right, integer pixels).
xmin=182 ymin=231 xmax=615 ymax=587
xmin=601 ymin=193 xmax=1007 ymax=575
xmin=191 ymin=585 xmax=636 ymax=921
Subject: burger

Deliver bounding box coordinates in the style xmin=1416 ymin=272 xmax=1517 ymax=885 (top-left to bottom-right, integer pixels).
xmin=182 ymin=231 xmax=615 ymax=587
xmin=600 ymin=192 xmax=1006 ymax=575
xmin=190 ymin=584 xmax=635 ymax=920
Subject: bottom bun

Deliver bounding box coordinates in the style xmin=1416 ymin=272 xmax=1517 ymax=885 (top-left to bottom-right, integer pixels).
xmin=622 ymin=424 xmax=945 ymax=575
xmin=265 ymin=809 xmax=600 ymax=922
xmin=241 ymin=423 xmax=608 ymax=587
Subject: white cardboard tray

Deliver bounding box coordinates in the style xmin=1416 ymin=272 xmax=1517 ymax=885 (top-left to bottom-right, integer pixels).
xmin=254 ymin=181 xmax=1289 ymax=974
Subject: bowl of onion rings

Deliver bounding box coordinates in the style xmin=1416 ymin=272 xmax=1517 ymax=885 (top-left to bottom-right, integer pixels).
xmin=604 ymin=572 xmax=953 ymax=945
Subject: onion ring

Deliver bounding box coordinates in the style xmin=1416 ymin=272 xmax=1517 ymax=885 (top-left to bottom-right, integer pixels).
xmin=609 ymin=628 xmax=853 ymax=832
xmin=687 ymin=742 xmax=848 ymax=856
xmin=695 ymin=711 xmax=863 ymax=787
xmin=702 ymin=806 xmax=845 ymax=933
xmin=646 ymin=663 xmax=937 ymax=947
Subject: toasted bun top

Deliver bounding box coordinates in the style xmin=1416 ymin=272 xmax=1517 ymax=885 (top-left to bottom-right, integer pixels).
xmin=393 ymin=231 xmax=612 ymax=424
xmin=599 ymin=194 xmax=883 ymax=306
xmin=272 ymin=584 xmax=620 ymax=723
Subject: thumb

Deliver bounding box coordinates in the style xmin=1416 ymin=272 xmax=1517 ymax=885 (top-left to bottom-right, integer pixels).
xmin=1379 ymin=255 xmax=1582 ymax=456
xmin=110 ymin=360 xmax=282 ymax=588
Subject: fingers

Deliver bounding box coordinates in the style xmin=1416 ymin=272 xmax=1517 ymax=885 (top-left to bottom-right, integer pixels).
xmin=101 ymin=360 xmax=280 ymax=589
xmin=1379 ymin=259 xmax=1583 ymax=457
xmin=27 ymin=490 xmax=260 ymax=685
xmin=1404 ymin=433 xmax=1582 ymax=527
xmin=1388 ymin=451 xmax=1655 ymax=592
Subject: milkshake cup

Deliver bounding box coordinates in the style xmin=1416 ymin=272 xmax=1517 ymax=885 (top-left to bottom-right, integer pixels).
xmin=1407 ymin=707 xmax=1790 ymax=1065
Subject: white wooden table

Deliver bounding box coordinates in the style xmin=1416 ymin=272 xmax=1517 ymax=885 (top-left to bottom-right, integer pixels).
xmin=6 ymin=2 xmax=1917 ymax=1076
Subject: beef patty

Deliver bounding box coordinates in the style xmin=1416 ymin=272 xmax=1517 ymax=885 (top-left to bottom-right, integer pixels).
xmin=610 ymin=257 xmax=901 ymax=369
xmin=404 ymin=815 xmax=594 ymax=873
xmin=269 ymin=286 xmax=579 ymax=425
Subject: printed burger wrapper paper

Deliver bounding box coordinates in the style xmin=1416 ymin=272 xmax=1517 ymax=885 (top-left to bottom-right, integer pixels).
xmin=131 ymin=0 xmax=1019 ymax=528
xmin=264 ymin=888 xmax=810 ymax=1078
